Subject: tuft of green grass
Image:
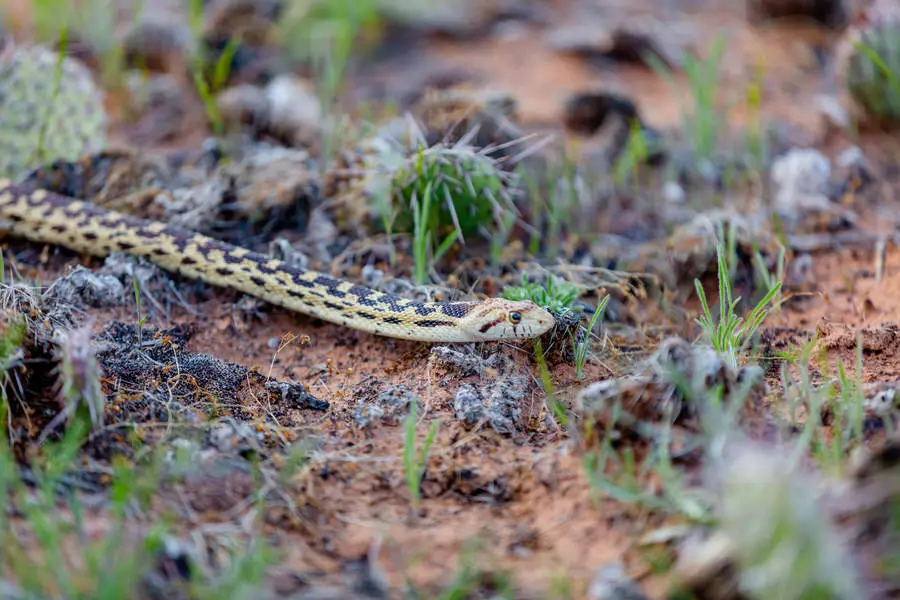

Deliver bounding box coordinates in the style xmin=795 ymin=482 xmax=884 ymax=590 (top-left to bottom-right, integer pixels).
xmin=380 ymin=142 xmax=518 ymax=284
xmin=186 ymin=0 xmax=234 ymax=136
xmin=744 ymin=58 xmax=769 ymax=171
xmin=403 ymin=397 xmax=439 ymax=512
xmin=612 ymin=119 xmax=652 ymax=188
xmin=847 ymin=25 xmax=900 ymax=125
xmin=275 ymin=0 xmax=382 ymax=166
xmin=435 ymin=537 xmax=515 ymax=600
xmin=752 ymin=239 xmax=786 ymax=315
xmin=364 ymin=132 xmax=523 ymax=284
xmin=694 ymin=241 xmax=782 ymax=368
xmin=830 ymin=336 xmax=867 ymax=460
xmin=0 ymin=389 xmax=279 ymax=598
xmin=645 ymin=35 xmax=727 ymax=163
xmin=781 ymin=333 xmax=871 ymax=476
xmin=409 ymin=179 xmax=459 ymax=285
xmin=190 ymin=68 xmax=225 ymax=137
xmin=0 ymin=400 xmax=165 ymax=598
xmin=573 ymin=295 xmax=610 ymax=381
xmin=0 ymin=316 xmax=26 ymax=372
xmin=519 ymin=148 xmax=592 ymax=260
xmin=501 ymin=273 xmax=580 ymax=315
xmin=0 ymin=315 xmax=27 ymax=417
xmin=582 ymin=406 xmax=712 ymax=524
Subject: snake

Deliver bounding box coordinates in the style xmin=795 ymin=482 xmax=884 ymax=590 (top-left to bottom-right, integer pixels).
xmin=0 ymin=180 xmax=555 ymax=343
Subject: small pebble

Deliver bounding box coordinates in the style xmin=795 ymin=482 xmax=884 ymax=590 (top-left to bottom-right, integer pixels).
xmin=662 ymin=180 xmax=686 ymax=204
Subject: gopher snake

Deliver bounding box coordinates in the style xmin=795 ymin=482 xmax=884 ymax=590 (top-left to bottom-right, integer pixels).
xmin=0 ymin=180 xmax=555 ymax=342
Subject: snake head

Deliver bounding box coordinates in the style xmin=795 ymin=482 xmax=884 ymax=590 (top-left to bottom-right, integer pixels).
xmin=461 ymin=298 xmax=556 ymax=341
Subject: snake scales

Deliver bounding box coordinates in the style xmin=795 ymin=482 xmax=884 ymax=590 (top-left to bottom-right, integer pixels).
xmin=0 ymin=180 xmax=555 ymax=342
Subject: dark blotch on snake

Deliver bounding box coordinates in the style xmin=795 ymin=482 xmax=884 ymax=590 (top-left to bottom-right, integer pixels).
xmin=441 ymin=303 xmax=471 ymax=318
xmin=314 ymin=275 xmax=341 ymax=288
xmin=414 ymin=304 xmax=437 ymax=316
xmin=417 ymin=320 xmax=454 ymax=328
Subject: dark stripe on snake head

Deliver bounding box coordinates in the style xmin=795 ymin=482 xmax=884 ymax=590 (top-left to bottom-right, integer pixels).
xmin=478 ymin=317 xmax=505 ymax=334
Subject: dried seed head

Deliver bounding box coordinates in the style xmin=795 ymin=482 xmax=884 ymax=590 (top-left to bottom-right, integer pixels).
xmin=38 ymin=324 xmax=105 ymax=443
xmin=709 ymin=443 xmax=862 ymax=599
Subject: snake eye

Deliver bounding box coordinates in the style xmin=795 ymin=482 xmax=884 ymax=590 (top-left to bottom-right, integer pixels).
xmin=508 ymin=311 xmax=522 ymax=324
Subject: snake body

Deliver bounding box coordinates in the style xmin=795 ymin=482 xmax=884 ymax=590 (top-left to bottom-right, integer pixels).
xmin=0 ymin=180 xmax=555 ymax=342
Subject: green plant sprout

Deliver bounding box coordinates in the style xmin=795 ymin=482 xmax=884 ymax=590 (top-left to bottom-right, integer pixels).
xmin=612 ymin=119 xmax=650 ymax=187
xmin=403 ymin=398 xmax=439 ymax=512
xmin=275 ymin=0 xmax=382 ymax=167
xmin=410 ymin=179 xmax=460 ymax=285
xmin=573 ymin=295 xmax=611 ymax=381
xmin=533 ymin=339 xmax=566 ymax=427
xmin=694 ymin=241 xmax=782 ymax=368
xmin=752 ymin=239 xmax=786 ymax=314
xmin=501 ymin=274 xmax=580 ymax=314
xmin=645 ymin=35 xmax=727 ymax=163
xmin=186 ymin=0 xmax=233 ymax=136
xmin=848 ymin=29 xmax=900 ymax=124
xmin=133 ymin=279 xmax=148 ymax=349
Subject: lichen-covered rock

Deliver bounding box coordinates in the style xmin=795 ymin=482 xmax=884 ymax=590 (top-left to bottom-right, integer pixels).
xmin=0 ymin=43 xmax=108 ymax=179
